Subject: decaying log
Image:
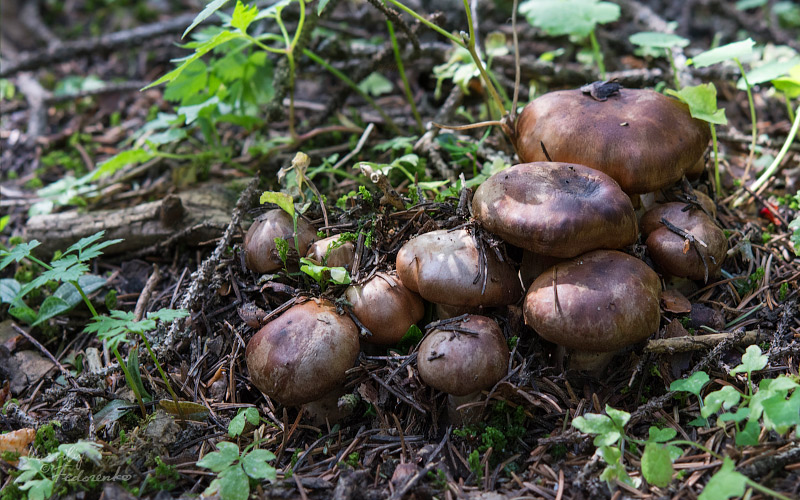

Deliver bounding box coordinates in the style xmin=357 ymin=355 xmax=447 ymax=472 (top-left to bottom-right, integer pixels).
xmin=25 ymin=186 xmax=237 ymax=257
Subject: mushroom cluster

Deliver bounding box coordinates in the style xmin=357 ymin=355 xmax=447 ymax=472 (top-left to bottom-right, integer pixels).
xmin=242 ymin=84 xmax=729 ymax=418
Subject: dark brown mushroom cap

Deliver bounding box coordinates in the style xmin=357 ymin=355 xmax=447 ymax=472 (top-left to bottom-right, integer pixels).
xmin=306 ymin=235 xmax=355 ymax=269
xmin=641 ymin=203 xmax=727 ymax=281
xmin=524 ymin=250 xmax=661 ymax=352
xmin=244 ymin=209 xmax=318 ymax=273
xmin=396 ymin=229 xmax=523 ymax=307
xmin=512 ymin=89 xmax=711 ymax=194
xmin=417 ymin=315 xmax=509 ymax=396
xmin=245 ymin=299 xmax=359 ymax=406
xmin=345 ymin=272 xmax=424 ymax=345
xmin=473 ymin=162 xmax=638 ymax=258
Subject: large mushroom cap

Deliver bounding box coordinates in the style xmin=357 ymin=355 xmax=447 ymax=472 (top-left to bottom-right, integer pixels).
xmin=512 ymin=89 xmax=711 ymax=194
xmin=345 ymin=272 xmax=424 ymax=345
xmin=473 ymin=162 xmax=638 ymax=258
xmin=396 ymin=229 xmax=523 ymax=307
xmin=244 ymin=209 xmax=318 ymax=273
xmin=417 ymin=315 xmax=509 ymax=396
xmin=641 ymin=202 xmax=727 ymax=281
xmin=524 ymin=250 xmax=661 ymax=352
xmin=245 ymin=299 xmax=359 ymax=406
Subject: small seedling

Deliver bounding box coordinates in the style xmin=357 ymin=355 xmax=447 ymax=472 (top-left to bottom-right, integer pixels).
xmin=628 ymin=31 xmax=690 ymax=89
xmin=198 ymin=441 xmax=277 ymax=500
xmin=519 ymin=0 xmax=620 ymax=78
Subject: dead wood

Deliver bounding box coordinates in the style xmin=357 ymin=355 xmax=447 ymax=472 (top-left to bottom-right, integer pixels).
xmin=25 ymin=186 xmax=237 ymax=258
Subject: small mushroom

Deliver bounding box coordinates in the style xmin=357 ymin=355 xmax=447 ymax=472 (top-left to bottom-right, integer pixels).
xmin=511 ymin=89 xmax=710 ymax=194
xmin=245 ymin=299 xmax=359 ymax=406
xmin=640 ymin=202 xmax=727 ymax=282
xmin=396 ymin=229 xmax=522 ymax=308
xmin=523 ymin=250 xmax=661 ymax=372
xmin=417 ymin=315 xmax=509 ymax=423
xmin=472 ymin=162 xmax=638 ymax=258
xmin=244 ymin=209 xmax=318 ymax=273
xmin=306 ymin=235 xmax=356 ymax=269
xmin=345 ymin=272 xmax=424 ymax=345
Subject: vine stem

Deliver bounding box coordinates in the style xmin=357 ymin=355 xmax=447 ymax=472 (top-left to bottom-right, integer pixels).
xmin=302 ymin=49 xmax=402 ymax=135
xmin=588 ymin=30 xmax=605 ymax=79
xmin=733 ymin=104 xmax=800 ymax=207
xmin=387 ymin=20 xmax=423 ymax=133
xmin=735 ymin=58 xmax=757 ymax=177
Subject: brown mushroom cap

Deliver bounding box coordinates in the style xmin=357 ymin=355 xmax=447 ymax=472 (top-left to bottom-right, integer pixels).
xmin=244 ymin=209 xmax=318 ymax=273
xmin=345 ymin=272 xmax=425 ymax=345
xmin=396 ymin=229 xmax=523 ymax=307
xmin=524 ymin=250 xmax=661 ymax=352
xmin=512 ymin=89 xmax=711 ymax=194
xmin=473 ymin=162 xmax=638 ymax=258
xmin=306 ymin=235 xmax=355 ymax=269
xmin=641 ymin=202 xmax=727 ymax=281
xmin=417 ymin=315 xmax=509 ymax=396
xmin=245 ymin=299 xmax=359 ymax=406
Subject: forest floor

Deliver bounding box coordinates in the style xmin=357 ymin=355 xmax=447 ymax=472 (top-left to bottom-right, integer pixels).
xmin=1 ymin=0 xmax=800 ymax=499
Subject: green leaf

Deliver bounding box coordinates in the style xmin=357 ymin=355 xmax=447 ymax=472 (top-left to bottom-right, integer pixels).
xmin=629 ymin=32 xmax=690 ymax=49
xmin=178 ymin=96 xmax=220 ymax=125
xmin=164 ymin=60 xmax=209 ymax=103
xmin=228 ymin=411 xmax=247 ymax=437
xmin=666 ymin=84 xmax=727 ymax=125
xmin=159 ymin=399 xmax=210 ymax=420
xmin=126 ymin=348 xmax=152 ymax=402
xmin=0 ymin=214 xmax=9 ymax=232
xmin=642 ymin=442 xmax=674 ymax=487
xmin=219 ymin=464 xmax=249 ymax=500
xmin=147 ymin=308 xmax=191 ymax=322
xmin=58 ymin=440 xmax=103 ymax=464
xmin=32 ymin=297 xmax=69 ymax=326
xmin=318 ymin=0 xmax=331 ymax=14
xmin=241 ymin=449 xmax=277 ymax=481
xmin=0 ymin=241 xmax=41 ymax=270
xmin=358 ymin=72 xmax=393 ymax=97
xmin=9 ymin=304 xmax=38 ymax=324
xmin=231 ymin=1 xmax=258 ymax=33
xmin=789 ymin=216 xmax=800 ymax=255
xmin=299 ymin=258 xmax=351 ymax=285
xmin=145 ymin=31 xmax=239 ymax=89
xmin=698 ymin=458 xmax=747 ymax=500
xmin=197 ymin=442 xmax=240 ymax=473
xmin=761 ymin=390 xmax=800 ymax=434
xmin=572 ymin=413 xmax=615 ymax=434
xmin=31 ymin=275 xmax=106 ymax=326
xmin=519 ymin=0 xmax=621 ymax=38
xmin=647 ymin=426 xmax=677 ymax=443
xmin=17 ymin=478 xmax=54 ymax=500
xmin=736 ymin=0 xmax=767 ymax=8
xmin=93 ymin=399 xmax=134 ymax=430
xmin=605 ymin=405 xmax=630 ymax=428
xmin=670 ymin=371 xmax=710 ymax=396
xmin=730 ymin=345 xmax=768 ymax=375
xmin=84 ymin=310 xmax=138 ymax=350
xmin=735 ymin=418 xmax=761 ymax=446
xmin=244 ymin=407 xmax=260 ymax=425
xmin=260 ymin=191 xmax=295 ymax=218
xmin=718 ymin=407 xmax=750 ymax=423
xmin=0 ymin=278 xmax=21 ymax=304
xmin=738 ymin=57 xmax=800 ymax=89
xmin=702 ymin=386 xmax=742 ymax=418
xmin=93 ymin=149 xmax=155 ymax=180
xmin=691 ymin=38 xmax=755 ymax=67
xmin=183 ymin=0 xmax=230 ymax=38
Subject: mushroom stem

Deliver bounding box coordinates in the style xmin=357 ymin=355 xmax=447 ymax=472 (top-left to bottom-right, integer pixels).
xmin=447 ymin=392 xmax=484 ymax=426
xmin=567 ymin=350 xmax=617 ymax=375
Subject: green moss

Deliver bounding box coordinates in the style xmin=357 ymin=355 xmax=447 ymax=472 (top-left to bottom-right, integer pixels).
xmin=34 ymin=423 xmax=60 ymax=455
